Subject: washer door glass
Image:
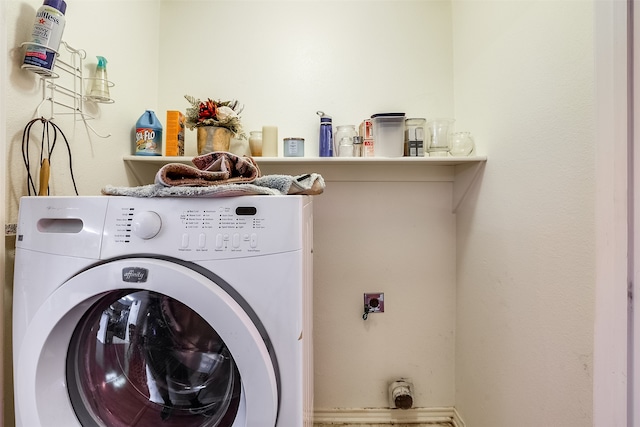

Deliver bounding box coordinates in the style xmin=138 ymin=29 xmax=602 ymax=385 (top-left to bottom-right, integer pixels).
xmin=67 ymin=290 xmax=242 ymax=426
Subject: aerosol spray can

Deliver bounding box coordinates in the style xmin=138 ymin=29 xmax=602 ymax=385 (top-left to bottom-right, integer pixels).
xmin=22 ymin=0 xmax=67 ymax=77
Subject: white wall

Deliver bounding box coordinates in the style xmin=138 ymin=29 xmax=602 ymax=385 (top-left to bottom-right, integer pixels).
xmin=3 ymin=0 xmax=597 ymax=426
xmin=311 ymin=180 xmax=457 ymax=409
xmin=157 ymin=1 xmax=454 ymax=157
xmin=452 ymin=1 xmax=595 ymax=425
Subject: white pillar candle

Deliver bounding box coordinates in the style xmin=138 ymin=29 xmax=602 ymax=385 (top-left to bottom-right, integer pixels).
xmin=262 ymin=125 xmax=278 ymax=157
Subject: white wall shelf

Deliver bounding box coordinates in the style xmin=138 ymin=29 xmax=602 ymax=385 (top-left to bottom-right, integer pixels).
xmin=122 ymin=155 xmax=487 ymax=213
xmin=123 ymin=155 xmax=485 ymax=166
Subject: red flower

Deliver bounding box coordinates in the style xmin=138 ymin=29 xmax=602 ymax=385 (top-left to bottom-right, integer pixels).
xmin=197 ymin=99 xmax=217 ymax=124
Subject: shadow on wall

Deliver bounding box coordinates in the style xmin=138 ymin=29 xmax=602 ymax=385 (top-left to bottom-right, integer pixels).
xmin=8 ymin=2 xmax=39 ymax=92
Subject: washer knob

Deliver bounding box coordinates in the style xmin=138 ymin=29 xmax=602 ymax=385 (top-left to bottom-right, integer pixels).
xmin=132 ymin=211 xmax=162 ymax=239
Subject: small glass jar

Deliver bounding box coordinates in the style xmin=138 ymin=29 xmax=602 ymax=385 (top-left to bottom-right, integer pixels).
xmin=405 ymin=118 xmax=426 ymax=157
xmin=449 ymin=131 xmax=475 ymax=156
xmin=334 ymin=125 xmax=357 ymax=157
xmin=338 ymin=139 xmax=354 ymax=157
xmin=283 ymin=137 xmax=304 ymax=157
xmin=248 ymin=131 xmax=262 ymax=156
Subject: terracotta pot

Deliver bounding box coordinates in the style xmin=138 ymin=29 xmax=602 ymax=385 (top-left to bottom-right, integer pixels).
xmin=197 ymin=126 xmax=232 ymax=155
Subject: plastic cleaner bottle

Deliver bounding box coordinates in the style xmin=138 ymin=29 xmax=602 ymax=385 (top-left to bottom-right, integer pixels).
xmin=22 ymin=0 xmax=67 ymax=77
xmin=88 ymin=56 xmax=110 ymax=101
xmin=135 ymin=111 xmax=163 ymax=156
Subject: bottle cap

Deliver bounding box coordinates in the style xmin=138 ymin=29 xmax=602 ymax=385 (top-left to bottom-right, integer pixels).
xmin=317 ymin=111 xmax=332 ymax=122
xmin=96 ymin=56 xmax=107 ymax=69
xmin=371 ymin=113 xmax=405 ymax=118
xmin=44 ymin=0 xmax=67 ymax=14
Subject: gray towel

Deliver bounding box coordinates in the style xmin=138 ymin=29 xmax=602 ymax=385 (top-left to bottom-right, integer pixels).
xmin=102 ymin=173 xmax=325 ymax=198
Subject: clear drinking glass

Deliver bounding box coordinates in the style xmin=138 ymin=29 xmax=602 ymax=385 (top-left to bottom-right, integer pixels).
xmin=427 ymin=118 xmax=455 ymax=156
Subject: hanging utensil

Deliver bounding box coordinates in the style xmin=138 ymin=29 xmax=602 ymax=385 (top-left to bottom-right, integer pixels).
xmin=21 ymin=117 xmax=79 ymax=196
xmin=38 ymin=158 xmax=50 ymax=196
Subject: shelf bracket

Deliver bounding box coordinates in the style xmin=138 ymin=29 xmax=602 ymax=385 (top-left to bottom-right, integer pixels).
xmin=452 ymin=160 xmax=486 ymax=213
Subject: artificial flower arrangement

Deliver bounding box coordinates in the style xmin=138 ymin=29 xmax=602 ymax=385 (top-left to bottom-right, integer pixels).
xmin=184 ymin=94 xmax=246 ymax=139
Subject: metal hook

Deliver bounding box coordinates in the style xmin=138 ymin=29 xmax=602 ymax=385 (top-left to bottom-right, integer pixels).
xmin=60 ymin=41 xmax=86 ymax=59
xmin=34 ymin=98 xmax=49 ymax=120
xmin=362 ymin=304 xmax=372 ymax=321
xmin=80 ymin=113 xmax=111 ymax=138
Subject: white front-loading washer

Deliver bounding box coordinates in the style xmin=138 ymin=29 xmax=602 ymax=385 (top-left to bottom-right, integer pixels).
xmin=12 ymin=195 xmax=314 ymax=427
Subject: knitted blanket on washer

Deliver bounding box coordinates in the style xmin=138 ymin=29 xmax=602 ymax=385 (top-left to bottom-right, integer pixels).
xmin=102 ymin=173 xmax=325 ymax=198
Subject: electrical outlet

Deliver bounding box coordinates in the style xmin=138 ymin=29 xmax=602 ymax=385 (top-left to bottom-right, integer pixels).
xmin=364 ymin=292 xmax=384 ymax=313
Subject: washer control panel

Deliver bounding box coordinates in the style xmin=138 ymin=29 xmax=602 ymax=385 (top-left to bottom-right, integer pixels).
xmin=100 ymin=196 xmax=307 ymax=260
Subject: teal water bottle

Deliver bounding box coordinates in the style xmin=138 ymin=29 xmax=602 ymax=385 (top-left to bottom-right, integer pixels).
xmin=135 ymin=110 xmax=163 ymax=156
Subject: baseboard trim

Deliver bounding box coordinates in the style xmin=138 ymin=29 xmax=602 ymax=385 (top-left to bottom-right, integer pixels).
xmin=314 ymin=407 xmax=466 ymax=426
xmin=453 ymin=407 xmax=466 ymax=427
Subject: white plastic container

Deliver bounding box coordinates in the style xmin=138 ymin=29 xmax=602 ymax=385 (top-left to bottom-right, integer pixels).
xmin=371 ymin=113 xmax=406 ymax=157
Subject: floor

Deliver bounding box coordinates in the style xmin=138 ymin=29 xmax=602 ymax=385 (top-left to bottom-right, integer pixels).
xmin=314 ymin=424 xmax=455 ymax=427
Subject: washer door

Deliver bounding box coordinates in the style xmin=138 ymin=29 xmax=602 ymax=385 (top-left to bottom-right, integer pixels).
xmin=14 ymin=258 xmax=278 ymax=427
